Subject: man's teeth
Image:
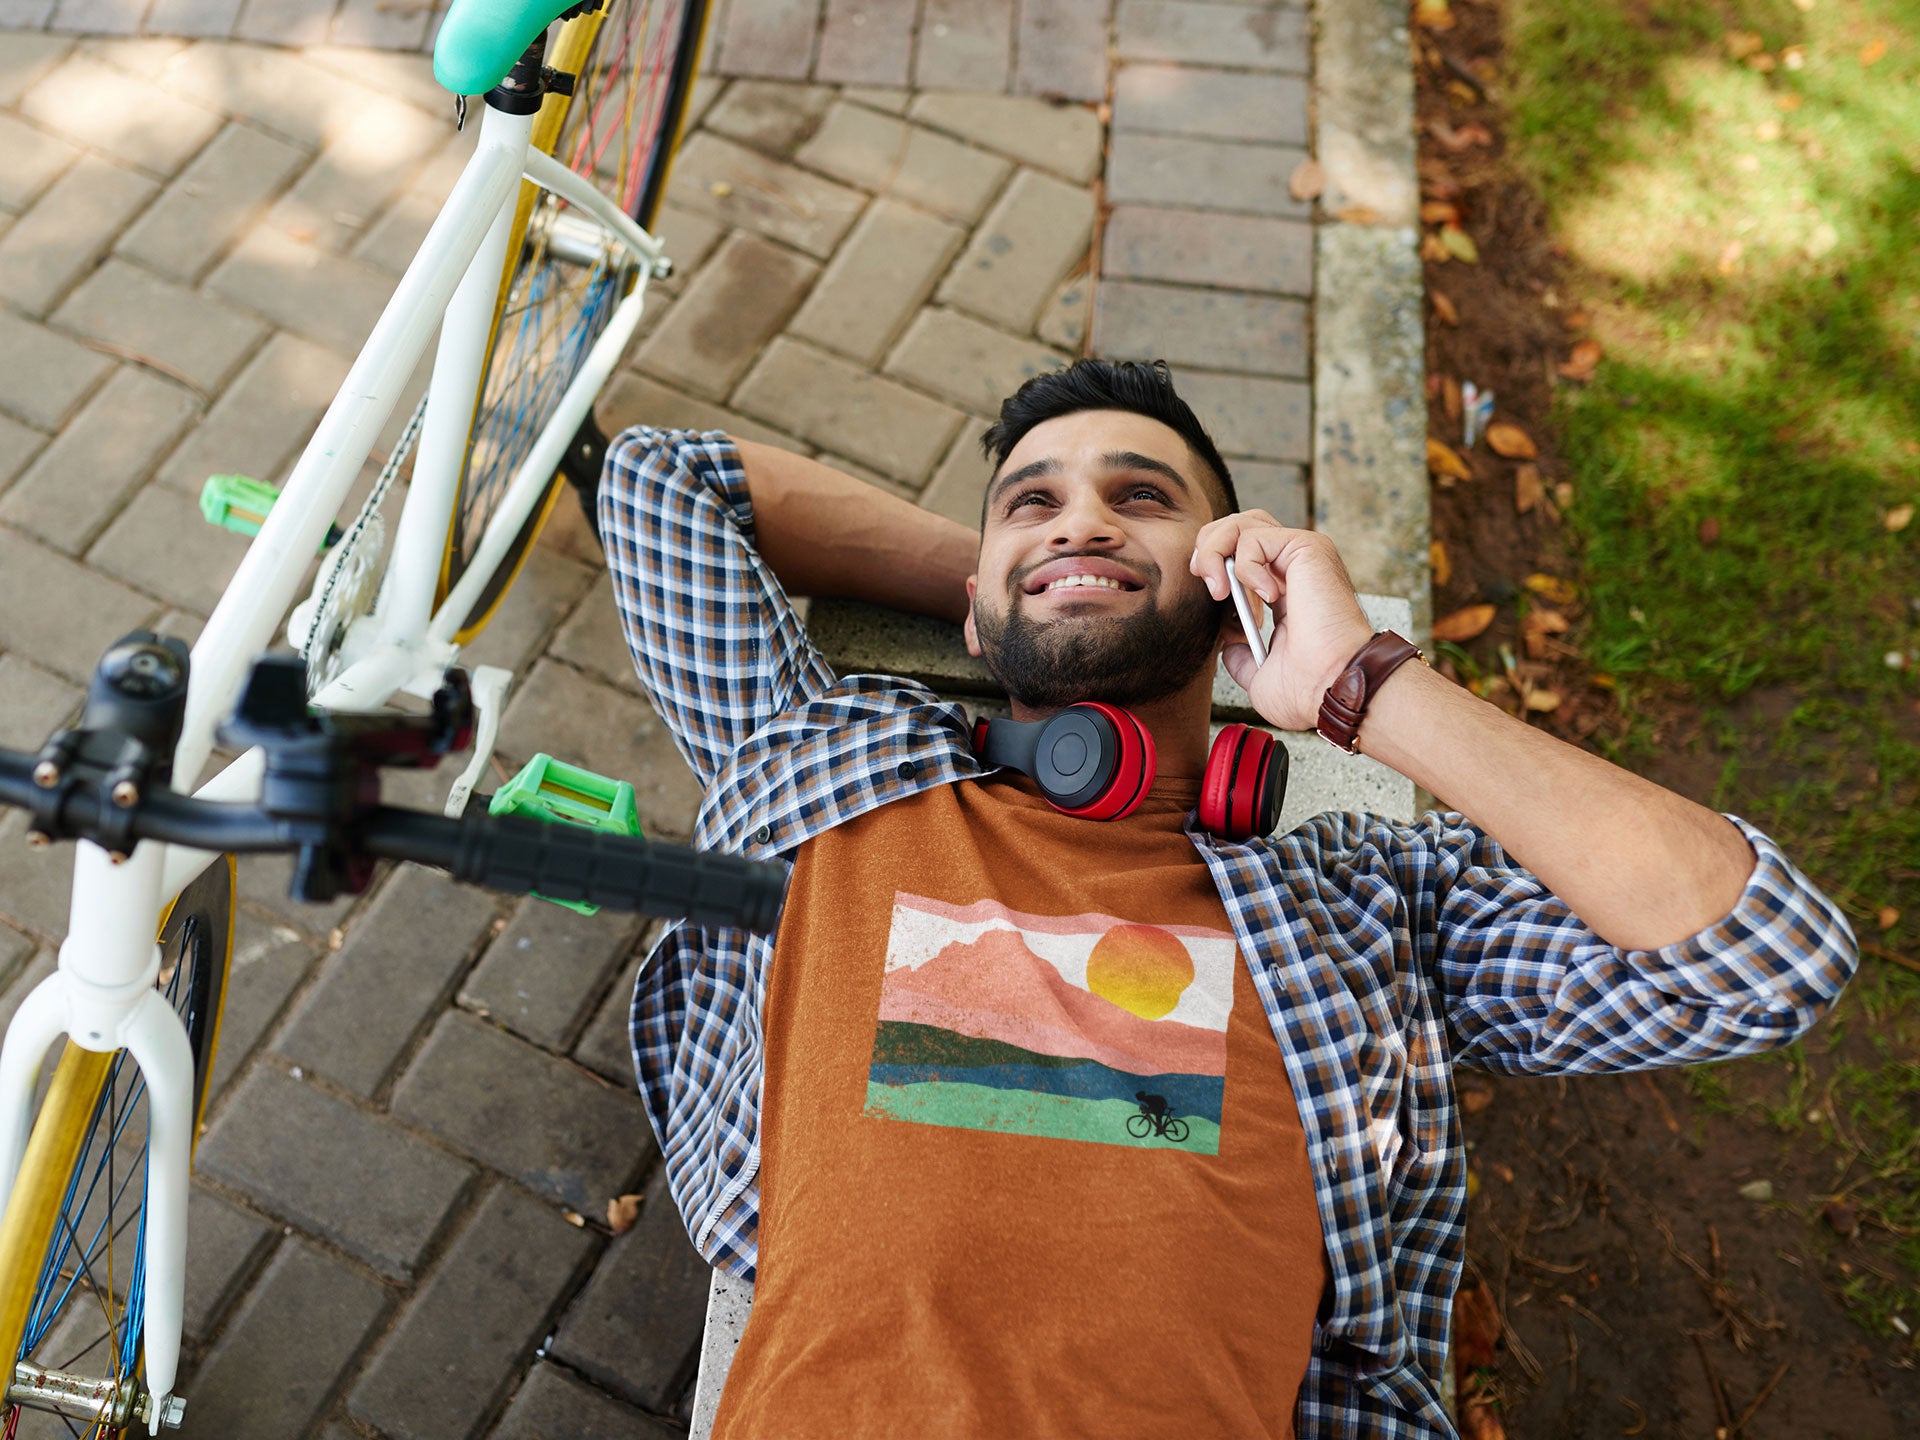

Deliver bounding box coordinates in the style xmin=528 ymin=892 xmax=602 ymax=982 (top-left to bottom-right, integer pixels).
xmin=1043 ymin=575 xmax=1127 ymax=592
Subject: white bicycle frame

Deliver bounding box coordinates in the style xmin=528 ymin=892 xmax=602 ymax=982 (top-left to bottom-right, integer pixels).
xmin=0 ymin=95 xmax=668 ymax=1426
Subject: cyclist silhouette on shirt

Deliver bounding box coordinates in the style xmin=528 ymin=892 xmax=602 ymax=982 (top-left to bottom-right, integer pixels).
xmin=1135 ymin=1090 xmax=1168 ymax=1119
xmin=1127 ymin=1090 xmax=1189 ymax=1142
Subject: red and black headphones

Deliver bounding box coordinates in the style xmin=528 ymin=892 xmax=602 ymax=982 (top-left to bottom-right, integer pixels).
xmin=971 ymin=704 xmax=1286 ymax=841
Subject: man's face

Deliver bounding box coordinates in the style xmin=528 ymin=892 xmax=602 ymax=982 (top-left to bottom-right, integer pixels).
xmin=964 ymin=409 xmax=1230 ymax=710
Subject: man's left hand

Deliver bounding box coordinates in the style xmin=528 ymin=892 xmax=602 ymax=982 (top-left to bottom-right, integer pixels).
xmin=1190 ymin=512 xmax=1376 ymax=733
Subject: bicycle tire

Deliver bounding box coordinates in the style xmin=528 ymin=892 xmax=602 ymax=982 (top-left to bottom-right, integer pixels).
xmin=0 ymin=855 xmax=234 ymax=1438
xmin=1164 ymin=1117 xmax=1189 ymax=1144
xmin=438 ymin=0 xmax=712 ymax=643
xmin=1126 ymin=1113 xmax=1153 ymax=1140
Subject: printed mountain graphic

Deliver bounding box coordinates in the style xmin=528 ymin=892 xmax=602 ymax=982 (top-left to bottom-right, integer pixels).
xmin=879 ymin=927 xmax=1226 ymax=1079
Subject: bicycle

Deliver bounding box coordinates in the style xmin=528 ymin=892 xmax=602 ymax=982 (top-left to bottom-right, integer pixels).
xmin=0 ymin=0 xmax=722 ymax=1430
xmin=1126 ymin=1099 xmax=1190 ymax=1145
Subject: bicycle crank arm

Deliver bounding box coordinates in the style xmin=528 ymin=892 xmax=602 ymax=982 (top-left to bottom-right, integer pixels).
xmin=7 ymin=1361 xmax=186 ymax=1431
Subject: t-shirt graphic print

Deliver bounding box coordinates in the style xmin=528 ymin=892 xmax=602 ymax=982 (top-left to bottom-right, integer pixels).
xmin=864 ymin=892 xmax=1236 ymax=1154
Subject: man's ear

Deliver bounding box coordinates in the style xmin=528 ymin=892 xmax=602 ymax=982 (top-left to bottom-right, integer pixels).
xmin=963 ymin=575 xmax=981 ymax=657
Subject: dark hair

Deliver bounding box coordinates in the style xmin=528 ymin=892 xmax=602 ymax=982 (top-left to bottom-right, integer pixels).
xmin=977 ymin=359 xmax=1238 ymax=525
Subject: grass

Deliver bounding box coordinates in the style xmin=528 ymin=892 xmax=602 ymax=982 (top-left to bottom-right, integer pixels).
xmin=1503 ymin=0 xmax=1920 ymax=1336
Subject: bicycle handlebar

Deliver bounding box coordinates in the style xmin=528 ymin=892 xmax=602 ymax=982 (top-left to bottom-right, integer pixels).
xmin=0 ymin=749 xmax=786 ymax=934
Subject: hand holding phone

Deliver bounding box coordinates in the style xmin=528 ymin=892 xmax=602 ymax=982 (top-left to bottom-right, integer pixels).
xmin=1224 ymin=558 xmax=1268 ymax=670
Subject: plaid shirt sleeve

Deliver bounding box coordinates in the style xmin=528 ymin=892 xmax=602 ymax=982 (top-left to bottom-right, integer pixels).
xmin=595 ymin=425 xmax=838 ymax=787
xmin=1375 ymin=811 xmax=1859 ymax=1074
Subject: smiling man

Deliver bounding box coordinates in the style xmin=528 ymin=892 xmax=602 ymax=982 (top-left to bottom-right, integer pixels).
xmin=597 ymin=359 xmax=1857 ymax=1438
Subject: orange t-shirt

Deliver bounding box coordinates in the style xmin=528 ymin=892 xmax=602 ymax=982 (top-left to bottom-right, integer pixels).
xmin=711 ymin=771 xmax=1329 ymax=1439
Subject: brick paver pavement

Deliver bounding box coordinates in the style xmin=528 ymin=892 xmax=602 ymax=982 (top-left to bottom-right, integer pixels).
xmin=0 ymin=4 xmax=1315 ymax=1435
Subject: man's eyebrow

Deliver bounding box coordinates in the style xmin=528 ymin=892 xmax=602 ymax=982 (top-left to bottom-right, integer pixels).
xmin=1103 ymin=450 xmax=1193 ymax=497
xmin=985 ymin=456 xmax=1060 ymax=510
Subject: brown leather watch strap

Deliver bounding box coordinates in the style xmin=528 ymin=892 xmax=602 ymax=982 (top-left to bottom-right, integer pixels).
xmin=1316 ymin=631 xmax=1425 ymax=754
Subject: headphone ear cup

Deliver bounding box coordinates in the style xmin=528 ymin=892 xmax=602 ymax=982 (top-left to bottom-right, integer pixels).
xmin=1056 ymin=702 xmax=1156 ymax=821
xmin=1201 ymin=724 xmax=1284 ymax=840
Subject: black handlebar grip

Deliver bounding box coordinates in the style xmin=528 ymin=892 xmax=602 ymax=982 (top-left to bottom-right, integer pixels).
xmin=428 ymin=811 xmax=788 ymax=933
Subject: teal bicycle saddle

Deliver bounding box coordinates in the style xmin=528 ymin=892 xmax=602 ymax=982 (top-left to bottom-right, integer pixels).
xmin=434 ymin=0 xmax=593 ymax=96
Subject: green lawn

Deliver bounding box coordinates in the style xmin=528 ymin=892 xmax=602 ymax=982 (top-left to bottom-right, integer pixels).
xmin=1505 ymin=0 xmax=1920 ymax=1332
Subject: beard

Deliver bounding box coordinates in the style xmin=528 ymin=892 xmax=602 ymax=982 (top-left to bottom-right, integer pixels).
xmin=973 ymin=571 xmax=1227 ymax=709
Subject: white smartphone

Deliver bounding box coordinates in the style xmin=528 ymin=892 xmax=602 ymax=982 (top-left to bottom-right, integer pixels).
xmin=1224 ymin=557 xmax=1269 ymax=669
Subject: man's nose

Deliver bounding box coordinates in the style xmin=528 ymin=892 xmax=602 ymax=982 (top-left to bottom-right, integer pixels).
xmin=1046 ymin=492 xmax=1122 ymax=547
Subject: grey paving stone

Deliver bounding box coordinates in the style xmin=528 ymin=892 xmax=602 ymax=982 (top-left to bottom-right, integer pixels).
xmin=814 ymin=0 xmax=916 ymax=86
xmin=390 ymin=1009 xmax=654 ymax=1214
xmin=299 ymin=45 xmax=447 ymax=119
xmin=0 ymin=154 xmax=158 ymax=316
xmin=156 ymin=332 xmax=350 ymax=495
xmin=74 ymin=36 xmax=187 ymax=78
xmin=649 ymin=204 xmax=728 ymax=294
xmin=1231 ymin=458 xmax=1309 ymax=528
xmin=182 ymin=1183 xmax=275 ymax=1344
xmin=713 ymin=0 xmax=817 ymax=80
xmin=49 ymin=0 xmax=142 ymax=32
xmin=570 ymin=947 xmax=645 ymax=1085
xmin=458 ymin=544 xmax=598 ymax=676
xmin=0 ymin=653 xmax=79 ymax=752
xmin=206 ymin=908 xmax=321 ymax=1101
xmin=1035 ymin=267 xmax=1092 ymax=351
xmin=327 ymin=0 xmax=432 ymax=49
xmin=460 ymin=898 xmax=644 ymax=1051
xmin=87 ymin=484 xmax=249 ymax=617
xmin=1102 ymin=204 xmax=1313 ymax=296
xmin=701 ymin=80 xmax=835 ymax=157
xmin=117 ymin=121 xmax=311 ymax=283
xmin=1014 ymin=0 xmax=1110 ymax=102
xmin=1177 ymin=368 xmax=1312 ymax=463
xmin=786 ymin=196 xmax=964 ymax=365
xmin=491 ymin=1362 xmax=686 ymax=1440
xmin=142 ymin=0 xmax=245 ymax=35
xmin=0 ymin=305 xmax=115 ymax=432
xmin=156 ymin=41 xmax=377 ymax=151
xmin=237 ymin=849 xmax=361 ymax=934
xmin=548 ymin=574 xmax=643 ymax=696
xmin=1112 ymin=62 xmax=1309 ymax=145
xmin=886 ymin=306 xmax=1070 ymax=418
xmin=0 ymin=412 xmax=43 ymax=491
xmin=915 ymin=0 xmax=1013 ymax=92
xmin=197 ymin=1063 xmax=475 ymax=1279
xmin=549 ymin=1165 xmax=709 ymax=1411
xmin=350 ymin=1182 xmax=597 ymax=1440
xmin=494 ymin=658 xmax=705 ymax=841
xmin=53 ymin=258 xmax=267 ymax=396
xmin=0 ymin=113 xmax=82 ymax=213
xmin=0 ymin=809 xmax=76 ymax=936
xmin=1116 ymin=0 xmax=1308 ymax=71
xmin=233 ymin=0 xmax=331 ymax=44
xmin=0 ymin=923 xmax=33 ymax=996
xmin=274 ymin=864 xmax=500 ymax=1098
xmin=734 ymin=335 xmax=965 ymax=485
xmin=794 ymin=102 xmax=1008 ymax=224
xmin=917 ymin=414 xmax=992 ymax=530
xmin=1 ymin=366 xmax=202 ymax=554
xmin=265 ymin=97 xmax=446 ymax=254
xmin=661 ymin=132 xmax=865 ymax=259
xmin=934 ymin=166 xmax=1093 ymax=332
xmin=1108 ymin=131 xmax=1311 ymax=218
xmin=0 ymin=1 xmax=58 ymax=33
xmin=18 ymin=52 xmax=221 ymax=177
xmin=1093 ymin=278 xmax=1310 ymax=377
xmin=597 ymin=371 xmax=805 ymax=453
xmin=205 ymin=226 xmax=395 ymax=356
xmin=0 ymin=38 xmax=71 ymax=110
xmin=0 ymin=525 xmax=157 ymax=684
xmin=634 ymin=231 xmax=818 ymax=401
xmin=839 ymin=83 xmax=910 ymax=114
xmin=177 ymin=1238 xmax=389 ymax=1440
xmin=0 ymin=945 xmax=55 ymax=1040
xmin=906 ymin=92 xmax=1102 ymax=183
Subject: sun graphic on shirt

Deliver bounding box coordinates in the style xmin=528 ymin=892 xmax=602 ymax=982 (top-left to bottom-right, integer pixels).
xmin=1083 ymin=923 xmax=1196 ymax=1021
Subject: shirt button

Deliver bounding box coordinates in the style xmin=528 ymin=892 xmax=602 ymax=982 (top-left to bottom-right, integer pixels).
xmin=896 ymin=760 xmax=918 ymax=780
xmin=754 ymin=824 xmax=772 ymax=844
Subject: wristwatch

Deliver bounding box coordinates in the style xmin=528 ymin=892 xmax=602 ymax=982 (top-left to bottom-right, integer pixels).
xmin=1316 ymin=631 xmax=1425 ymax=754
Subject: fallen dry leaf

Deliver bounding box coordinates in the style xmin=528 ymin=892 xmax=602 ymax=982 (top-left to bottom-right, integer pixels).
xmin=1823 ymin=1198 xmax=1859 ymax=1236
xmin=1439 ymin=224 xmax=1479 ymax=263
xmin=1427 ymin=436 xmax=1473 ymax=482
xmin=1747 ymin=52 xmax=1777 ymax=72
xmin=1514 ymin=463 xmax=1545 ymax=514
xmin=1485 ymin=421 xmax=1537 ymax=459
xmin=1563 ymin=308 xmax=1591 ymax=330
xmin=1860 ymin=36 xmax=1889 ymax=65
xmin=1725 ymin=29 xmax=1765 ymax=60
xmin=1414 ymin=0 xmax=1456 ymax=30
xmin=1288 ymin=157 xmax=1325 ymax=201
xmin=1524 ymin=688 xmax=1563 ymax=712
xmin=1442 ymin=375 xmax=1463 ymax=422
xmin=1879 ymin=906 xmax=1902 ymax=930
xmin=1430 ymin=540 xmax=1452 ymax=586
xmin=1557 ymin=338 xmax=1603 ymax=381
xmin=1420 ymin=231 xmax=1453 ymax=263
xmin=1461 ymin=1396 xmax=1508 ymax=1440
xmin=1460 ymin=1087 xmax=1495 ymax=1115
xmin=607 ymin=1192 xmax=644 ymax=1235
xmin=1554 ymin=480 xmax=1576 ymax=510
xmin=1429 ymin=119 xmax=1493 ymax=151
xmin=1776 ymin=92 xmax=1804 ymax=111
xmin=1431 ymin=289 xmax=1459 ymax=326
xmin=1699 ymin=515 xmax=1721 ymax=545
xmin=562 ymin=1210 xmax=587 ymax=1227
xmin=1447 ymin=79 xmax=1480 ymax=105
xmin=1453 ymin=1277 xmax=1502 ymax=1368
xmin=1333 ymin=204 xmax=1384 ymax=225
xmin=1434 ymin=604 xmax=1497 ymax=642
xmin=1492 ymin=1161 xmax=1515 ymax=1183
xmin=1420 ymin=199 xmax=1461 ymax=225
xmin=1526 ymin=572 xmax=1579 ymax=605
xmin=1755 ymin=118 xmax=1783 ymax=141
xmin=1522 ymin=605 xmax=1569 ymax=658
xmin=1885 ymin=502 xmax=1914 ymax=532
xmin=1718 ymin=238 xmax=1744 ymax=274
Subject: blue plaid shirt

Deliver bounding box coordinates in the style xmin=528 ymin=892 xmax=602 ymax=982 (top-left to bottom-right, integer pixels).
xmin=599 ymin=428 xmax=1858 ymax=1438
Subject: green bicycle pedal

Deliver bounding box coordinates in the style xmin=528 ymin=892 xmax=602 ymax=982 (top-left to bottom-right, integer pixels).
xmin=487 ymin=753 xmax=643 ymax=915
xmin=200 ymin=474 xmax=342 ymax=551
